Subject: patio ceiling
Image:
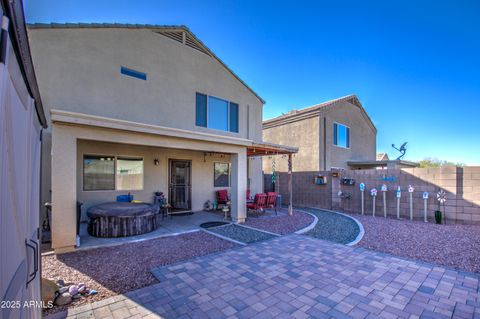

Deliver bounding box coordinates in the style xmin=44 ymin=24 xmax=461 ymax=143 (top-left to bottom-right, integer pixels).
xmin=247 ymin=142 xmax=298 ymax=157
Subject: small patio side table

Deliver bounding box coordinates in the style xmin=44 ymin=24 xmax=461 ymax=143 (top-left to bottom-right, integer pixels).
xmin=222 ymin=201 xmax=231 ymax=220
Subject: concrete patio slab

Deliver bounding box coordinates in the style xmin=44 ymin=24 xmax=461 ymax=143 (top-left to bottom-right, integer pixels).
xmin=46 ymin=235 xmax=480 ymax=319
xmin=78 ymin=211 xmax=226 ymax=250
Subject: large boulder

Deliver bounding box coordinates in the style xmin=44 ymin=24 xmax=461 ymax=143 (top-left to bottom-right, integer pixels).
xmin=41 ymin=278 xmax=59 ymax=304
xmin=55 ymin=292 xmax=72 ymax=306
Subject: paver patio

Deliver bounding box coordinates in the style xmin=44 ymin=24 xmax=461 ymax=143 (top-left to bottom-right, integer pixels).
xmin=47 ymin=235 xmax=480 ymax=319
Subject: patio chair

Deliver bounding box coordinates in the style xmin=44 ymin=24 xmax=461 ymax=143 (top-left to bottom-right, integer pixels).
xmin=266 ymin=192 xmax=278 ymax=215
xmin=216 ymin=189 xmax=229 ymax=209
xmin=247 ymin=193 xmax=267 ymax=216
xmin=247 ymin=189 xmax=252 ymax=202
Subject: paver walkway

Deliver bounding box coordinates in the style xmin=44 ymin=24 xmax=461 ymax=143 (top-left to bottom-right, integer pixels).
xmin=48 ymin=235 xmax=480 ymax=319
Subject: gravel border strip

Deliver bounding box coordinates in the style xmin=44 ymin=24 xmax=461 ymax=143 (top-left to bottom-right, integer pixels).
xmin=205 ymin=224 xmax=278 ymax=244
xmin=200 ymin=228 xmax=247 ymax=246
xmin=294 ymin=210 xmax=319 ymax=234
xmin=304 ymin=207 xmax=364 ymax=246
xmin=236 ymin=223 xmax=281 ymax=237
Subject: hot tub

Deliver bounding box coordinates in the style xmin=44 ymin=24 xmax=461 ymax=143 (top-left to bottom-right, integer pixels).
xmin=87 ymin=202 xmax=160 ymax=238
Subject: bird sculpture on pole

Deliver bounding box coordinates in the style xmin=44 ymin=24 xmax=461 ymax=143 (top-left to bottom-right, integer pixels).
xmin=392 ymin=142 xmax=407 ymax=160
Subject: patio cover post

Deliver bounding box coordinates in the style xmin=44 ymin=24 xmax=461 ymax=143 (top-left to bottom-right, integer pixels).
xmin=231 ymin=149 xmax=247 ymax=223
xmin=51 ymin=124 xmax=77 ymax=252
xmin=288 ymin=154 xmax=293 ymax=216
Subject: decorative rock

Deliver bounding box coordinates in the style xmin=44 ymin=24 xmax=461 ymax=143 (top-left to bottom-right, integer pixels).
xmin=55 ymin=292 xmax=72 ymax=306
xmin=72 ymin=294 xmax=82 ymax=299
xmin=68 ymin=285 xmax=79 ymax=296
xmin=41 ymin=278 xmax=59 ymax=304
xmin=88 ymin=289 xmax=98 ymax=296
xmin=58 ymin=287 xmax=68 ymax=294
xmin=78 ymin=286 xmax=86 ymax=294
xmin=55 ymin=279 xmax=65 ymax=287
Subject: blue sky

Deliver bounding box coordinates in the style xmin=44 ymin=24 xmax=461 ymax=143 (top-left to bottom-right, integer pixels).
xmin=26 ymin=0 xmax=480 ymax=164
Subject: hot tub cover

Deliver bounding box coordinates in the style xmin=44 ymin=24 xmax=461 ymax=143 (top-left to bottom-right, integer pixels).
xmin=87 ymin=202 xmax=159 ymax=218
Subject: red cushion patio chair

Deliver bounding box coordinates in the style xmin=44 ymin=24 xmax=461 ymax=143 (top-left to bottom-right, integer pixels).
xmin=216 ymin=189 xmax=229 ymax=209
xmin=266 ymin=192 xmax=278 ymax=215
xmin=247 ymin=193 xmax=267 ymax=216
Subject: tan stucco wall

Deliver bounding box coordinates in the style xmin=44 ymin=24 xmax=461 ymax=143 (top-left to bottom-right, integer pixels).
xmin=51 ymin=121 xmax=249 ymax=252
xmin=321 ymin=101 xmax=376 ymax=169
xmin=262 ymin=100 xmax=376 ymax=172
xmin=77 ymin=140 xmax=235 ymax=220
xmin=28 ymin=27 xmax=263 ymax=139
xmin=262 ymin=116 xmax=320 ymax=173
xmin=28 ymin=27 xmax=264 ymax=217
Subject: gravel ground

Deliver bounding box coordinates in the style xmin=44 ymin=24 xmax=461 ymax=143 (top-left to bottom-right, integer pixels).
xmin=244 ymin=209 xmax=315 ymax=235
xmin=207 ymin=224 xmax=277 ymax=243
xmin=351 ymin=213 xmax=480 ymax=273
xmin=42 ymin=231 xmax=236 ymax=315
xmin=301 ymin=208 xmax=360 ymax=244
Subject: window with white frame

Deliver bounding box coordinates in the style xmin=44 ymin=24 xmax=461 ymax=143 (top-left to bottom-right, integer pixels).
xmin=214 ymin=162 xmax=230 ymax=187
xmin=116 ymin=157 xmax=144 ymax=190
xmin=83 ymin=155 xmax=144 ymax=191
xmin=83 ymin=155 xmax=115 ymax=191
xmin=333 ymin=122 xmax=350 ymax=148
xmin=196 ymin=92 xmax=239 ymax=133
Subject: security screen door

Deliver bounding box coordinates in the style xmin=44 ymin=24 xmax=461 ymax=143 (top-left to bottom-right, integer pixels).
xmin=169 ymin=160 xmax=192 ymax=210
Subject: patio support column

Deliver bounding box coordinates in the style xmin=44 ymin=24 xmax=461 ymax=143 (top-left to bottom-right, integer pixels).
xmin=231 ymin=149 xmax=247 ymax=223
xmin=51 ymin=124 xmax=77 ymax=253
xmin=288 ymin=154 xmax=293 ymax=216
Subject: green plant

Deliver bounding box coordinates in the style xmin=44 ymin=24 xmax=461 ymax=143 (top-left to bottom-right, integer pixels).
xmin=434 ymin=210 xmax=442 ymax=224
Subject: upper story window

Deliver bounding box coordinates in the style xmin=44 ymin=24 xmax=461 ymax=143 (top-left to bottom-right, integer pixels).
xmin=120 ymin=66 xmax=147 ymax=80
xmin=333 ymin=122 xmax=350 ymax=148
xmin=195 ymin=92 xmax=239 ymax=133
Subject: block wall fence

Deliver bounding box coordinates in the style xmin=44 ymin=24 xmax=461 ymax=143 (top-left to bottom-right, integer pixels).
xmin=270 ymin=166 xmax=480 ymax=224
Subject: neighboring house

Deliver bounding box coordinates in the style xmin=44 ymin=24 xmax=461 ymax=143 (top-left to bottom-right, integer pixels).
xmin=376 ymin=152 xmax=389 ymax=161
xmin=1 ymin=1 xmax=47 ymax=317
xmin=263 ymin=95 xmax=376 ymax=173
xmin=28 ymin=23 xmax=295 ymax=253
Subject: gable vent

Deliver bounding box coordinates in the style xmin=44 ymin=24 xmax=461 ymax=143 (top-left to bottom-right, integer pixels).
xmin=154 ymin=30 xmax=213 ymax=57
xmin=185 ymin=33 xmax=211 ymax=56
xmin=156 ymin=30 xmax=183 ymax=44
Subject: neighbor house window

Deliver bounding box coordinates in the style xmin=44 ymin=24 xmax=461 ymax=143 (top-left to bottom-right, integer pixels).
xmin=116 ymin=157 xmax=144 ymax=190
xmin=214 ymin=162 xmax=230 ymax=187
xmin=83 ymin=155 xmax=144 ymax=191
xmin=83 ymin=155 xmax=115 ymax=191
xmin=333 ymin=122 xmax=350 ymax=148
xmin=196 ymin=92 xmax=239 ymax=133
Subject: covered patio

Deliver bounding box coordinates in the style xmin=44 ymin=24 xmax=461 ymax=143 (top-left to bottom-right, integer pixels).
xmin=49 ymin=110 xmax=297 ymax=253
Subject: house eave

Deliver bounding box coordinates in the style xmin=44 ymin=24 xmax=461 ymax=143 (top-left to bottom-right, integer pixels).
xmin=50 ymin=109 xmax=255 ymax=147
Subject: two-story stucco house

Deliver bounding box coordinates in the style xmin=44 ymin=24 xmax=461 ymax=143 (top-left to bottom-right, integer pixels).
xmin=263 ymin=95 xmax=377 ymax=173
xmin=28 ymin=23 xmax=296 ymax=253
